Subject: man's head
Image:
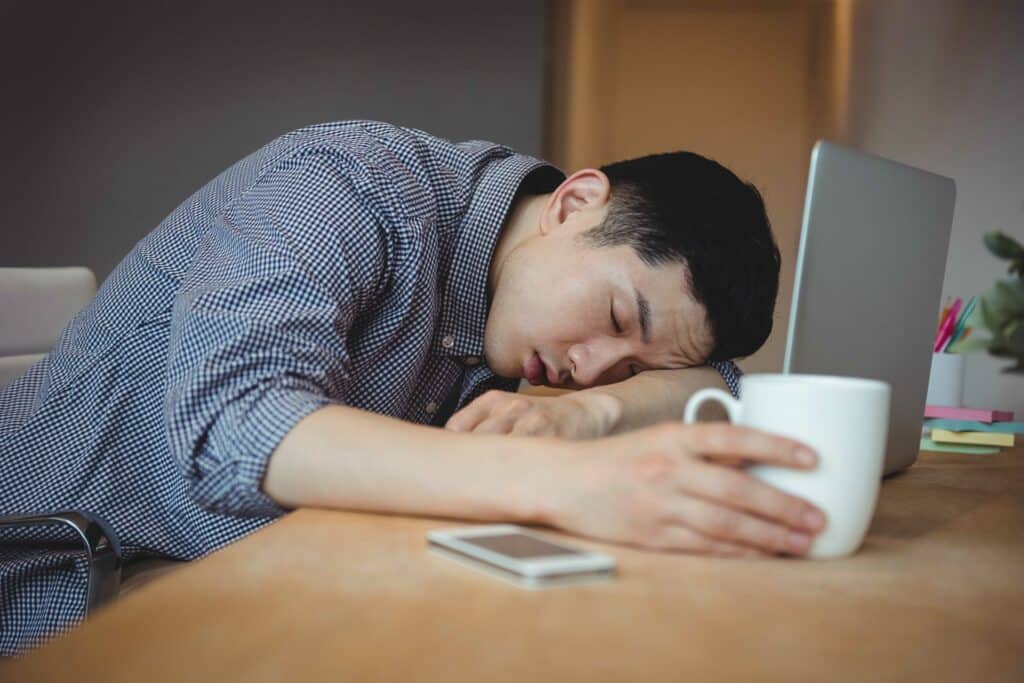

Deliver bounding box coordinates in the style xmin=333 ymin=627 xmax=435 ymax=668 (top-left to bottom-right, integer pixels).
xmin=484 ymin=151 xmax=780 ymax=388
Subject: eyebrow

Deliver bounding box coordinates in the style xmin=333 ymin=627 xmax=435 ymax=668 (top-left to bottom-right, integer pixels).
xmin=635 ymin=289 xmax=651 ymax=345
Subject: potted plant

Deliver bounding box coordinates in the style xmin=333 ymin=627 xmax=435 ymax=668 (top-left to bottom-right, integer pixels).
xmin=958 ymin=231 xmax=1024 ymax=373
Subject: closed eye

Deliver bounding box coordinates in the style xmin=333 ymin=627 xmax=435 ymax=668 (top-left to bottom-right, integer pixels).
xmin=610 ymin=301 xmax=622 ymax=334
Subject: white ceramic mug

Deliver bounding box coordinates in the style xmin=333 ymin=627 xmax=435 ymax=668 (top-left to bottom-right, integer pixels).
xmin=683 ymin=374 xmax=891 ymax=559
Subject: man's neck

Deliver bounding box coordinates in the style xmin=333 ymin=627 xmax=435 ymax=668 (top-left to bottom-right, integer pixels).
xmin=487 ymin=193 xmax=550 ymax=296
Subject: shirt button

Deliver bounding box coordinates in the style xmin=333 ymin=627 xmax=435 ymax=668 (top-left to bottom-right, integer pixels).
xmin=464 ymin=355 xmax=481 ymax=366
xmin=425 ymin=401 xmax=438 ymax=416
xmin=441 ymin=335 xmax=455 ymax=349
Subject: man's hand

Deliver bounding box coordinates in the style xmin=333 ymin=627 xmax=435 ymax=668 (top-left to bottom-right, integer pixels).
xmin=446 ymin=364 xmax=729 ymax=438
xmin=540 ymin=421 xmax=827 ymax=557
xmin=445 ymin=389 xmax=622 ymax=439
xmin=267 ymin=403 xmax=826 ymax=559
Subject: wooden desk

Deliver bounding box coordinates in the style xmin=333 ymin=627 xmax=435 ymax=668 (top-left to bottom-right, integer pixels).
xmin=6 ymin=447 xmax=1024 ymax=682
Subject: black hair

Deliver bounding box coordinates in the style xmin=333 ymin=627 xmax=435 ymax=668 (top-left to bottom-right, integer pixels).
xmin=583 ymin=152 xmax=780 ymax=362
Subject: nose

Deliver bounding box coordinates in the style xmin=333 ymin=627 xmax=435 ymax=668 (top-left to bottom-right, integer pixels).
xmin=567 ymin=340 xmax=628 ymax=387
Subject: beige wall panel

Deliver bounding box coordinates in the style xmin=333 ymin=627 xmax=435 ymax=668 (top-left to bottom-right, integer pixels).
xmin=602 ymin=1 xmax=816 ymax=372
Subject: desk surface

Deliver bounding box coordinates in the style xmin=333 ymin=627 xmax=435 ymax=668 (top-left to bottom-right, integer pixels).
xmin=6 ymin=447 xmax=1024 ymax=682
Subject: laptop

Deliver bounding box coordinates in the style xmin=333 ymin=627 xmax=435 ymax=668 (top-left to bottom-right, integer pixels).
xmin=782 ymin=141 xmax=956 ymax=475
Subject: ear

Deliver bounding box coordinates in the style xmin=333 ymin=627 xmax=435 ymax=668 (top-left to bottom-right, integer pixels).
xmin=539 ymin=168 xmax=611 ymax=236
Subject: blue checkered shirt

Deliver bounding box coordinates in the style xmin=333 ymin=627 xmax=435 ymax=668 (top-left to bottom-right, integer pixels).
xmin=0 ymin=120 xmax=740 ymax=655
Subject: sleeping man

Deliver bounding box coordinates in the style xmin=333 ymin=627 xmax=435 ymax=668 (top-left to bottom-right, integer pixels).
xmin=0 ymin=120 xmax=825 ymax=653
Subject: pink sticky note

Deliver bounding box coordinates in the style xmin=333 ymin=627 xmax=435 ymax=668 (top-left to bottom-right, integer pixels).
xmin=924 ymin=405 xmax=1015 ymax=423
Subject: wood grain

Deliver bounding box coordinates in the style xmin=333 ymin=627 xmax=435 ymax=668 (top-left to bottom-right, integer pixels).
xmin=5 ymin=447 xmax=1023 ymax=682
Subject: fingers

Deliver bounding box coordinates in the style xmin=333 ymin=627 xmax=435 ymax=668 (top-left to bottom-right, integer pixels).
xmin=671 ymin=497 xmax=814 ymax=555
xmin=510 ymin=412 xmax=558 ymax=436
xmin=462 ymin=407 xmax=525 ymax=435
xmin=642 ymin=524 xmax=770 ymax=558
xmin=678 ymin=461 xmax=826 ymax=535
xmin=445 ymin=404 xmax=487 ymax=433
xmin=473 ymin=414 xmax=521 ymax=434
xmin=474 ymin=409 xmax=558 ymax=436
xmin=445 ymin=390 xmax=516 ymax=433
xmin=447 ymin=391 xmax=598 ymax=437
xmin=676 ymin=423 xmax=818 ymax=470
xmin=446 ymin=392 xmax=556 ymax=436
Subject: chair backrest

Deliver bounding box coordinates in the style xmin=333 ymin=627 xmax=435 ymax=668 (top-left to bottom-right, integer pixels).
xmin=0 ymin=267 xmax=97 ymax=388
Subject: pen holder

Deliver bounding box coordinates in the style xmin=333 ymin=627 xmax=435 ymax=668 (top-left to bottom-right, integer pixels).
xmin=926 ymin=352 xmax=964 ymax=407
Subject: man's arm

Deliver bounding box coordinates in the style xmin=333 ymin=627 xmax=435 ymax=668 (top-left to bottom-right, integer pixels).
xmin=261 ymin=403 xmax=827 ymax=558
xmin=261 ymin=404 xmax=549 ymax=521
xmin=575 ymin=365 xmax=731 ymax=434
xmin=446 ymin=365 xmax=731 ymax=438
xmin=164 ymin=151 xmax=393 ymax=518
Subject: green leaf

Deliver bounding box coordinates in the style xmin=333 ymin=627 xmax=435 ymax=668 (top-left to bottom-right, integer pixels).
xmin=965 ymin=305 xmax=983 ymax=327
xmin=979 ymin=296 xmax=1007 ymax=334
xmin=996 ymin=281 xmax=1024 ymax=316
xmin=1005 ymin=321 xmax=1024 ymax=355
xmin=984 ymin=231 xmax=1024 ymax=260
xmin=984 ymin=282 xmax=1024 ymax=322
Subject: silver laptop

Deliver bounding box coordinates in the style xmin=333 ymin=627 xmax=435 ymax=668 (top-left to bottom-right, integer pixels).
xmin=783 ymin=141 xmax=956 ymax=475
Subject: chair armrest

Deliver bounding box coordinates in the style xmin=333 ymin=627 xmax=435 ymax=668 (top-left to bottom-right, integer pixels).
xmin=0 ymin=511 xmax=123 ymax=614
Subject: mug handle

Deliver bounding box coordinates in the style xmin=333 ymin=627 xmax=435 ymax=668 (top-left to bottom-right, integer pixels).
xmin=683 ymin=388 xmax=742 ymax=424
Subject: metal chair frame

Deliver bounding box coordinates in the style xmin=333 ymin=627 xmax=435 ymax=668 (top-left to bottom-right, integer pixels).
xmin=0 ymin=511 xmax=123 ymax=614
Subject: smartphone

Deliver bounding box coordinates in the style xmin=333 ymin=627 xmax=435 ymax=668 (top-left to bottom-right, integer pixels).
xmin=427 ymin=524 xmax=616 ymax=588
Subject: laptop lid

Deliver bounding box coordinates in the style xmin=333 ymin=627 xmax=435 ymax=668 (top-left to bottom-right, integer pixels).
xmin=783 ymin=141 xmax=956 ymax=475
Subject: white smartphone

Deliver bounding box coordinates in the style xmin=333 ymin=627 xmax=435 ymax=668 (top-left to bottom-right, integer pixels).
xmin=427 ymin=524 xmax=616 ymax=588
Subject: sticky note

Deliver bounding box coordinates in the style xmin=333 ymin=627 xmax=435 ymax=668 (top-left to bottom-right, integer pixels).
xmin=924 ymin=419 xmax=1024 ymax=434
xmin=919 ymin=437 xmax=1000 ymax=455
xmin=930 ymin=429 xmax=1015 ymax=447
xmin=924 ymin=405 xmax=1014 ymax=423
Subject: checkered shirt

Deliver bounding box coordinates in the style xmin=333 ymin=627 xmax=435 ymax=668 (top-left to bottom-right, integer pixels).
xmin=0 ymin=120 xmax=740 ymax=655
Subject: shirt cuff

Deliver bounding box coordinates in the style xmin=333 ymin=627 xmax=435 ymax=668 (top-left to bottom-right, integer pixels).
xmin=192 ymin=382 xmax=335 ymax=518
xmin=707 ymin=359 xmax=742 ymax=398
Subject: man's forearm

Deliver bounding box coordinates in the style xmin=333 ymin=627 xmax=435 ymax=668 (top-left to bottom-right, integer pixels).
xmin=261 ymin=404 xmax=559 ymax=521
xmin=573 ymin=366 xmax=730 ymax=434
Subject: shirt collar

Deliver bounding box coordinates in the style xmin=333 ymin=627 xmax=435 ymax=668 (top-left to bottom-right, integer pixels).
xmin=435 ymin=153 xmax=564 ymax=363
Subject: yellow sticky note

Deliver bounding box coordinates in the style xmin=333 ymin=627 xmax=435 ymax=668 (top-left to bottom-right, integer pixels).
xmin=930 ymin=429 xmax=1015 ymax=447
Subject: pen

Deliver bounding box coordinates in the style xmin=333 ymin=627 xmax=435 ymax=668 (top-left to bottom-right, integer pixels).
xmin=943 ymin=296 xmax=977 ymax=352
xmin=934 ymin=297 xmax=962 ymax=352
xmin=938 ymin=297 xmax=952 ymax=328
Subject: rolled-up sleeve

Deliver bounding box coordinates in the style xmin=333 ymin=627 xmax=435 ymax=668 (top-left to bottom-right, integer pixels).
xmin=164 ymin=153 xmax=388 ymax=518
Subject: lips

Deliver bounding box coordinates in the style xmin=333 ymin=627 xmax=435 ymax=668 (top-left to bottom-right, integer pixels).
xmin=523 ymin=352 xmax=545 ymax=385
xmin=545 ymin=359 xmax=559 ymax=385
xmin=523 ymin=352 xmax=562 ymax=386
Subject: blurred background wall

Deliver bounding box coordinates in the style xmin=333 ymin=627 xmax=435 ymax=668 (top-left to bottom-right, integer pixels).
xmin=0 ymin=0 xmax=546 ymax=281
xmin=2 ymin=0 xmax=1021 ymax=412
xmin=548 ymin=0 xmax=1022 ymax=415
xmin=843 ymin=0 xmax=1024 ymax=418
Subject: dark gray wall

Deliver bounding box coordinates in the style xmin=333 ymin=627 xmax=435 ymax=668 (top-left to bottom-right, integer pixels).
xmin=1 ymin=1 xmax=546 ymax=281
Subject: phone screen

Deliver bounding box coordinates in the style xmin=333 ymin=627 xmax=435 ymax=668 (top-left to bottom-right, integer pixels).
xmin=461 ymin=532 xmax=584 ymax=559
